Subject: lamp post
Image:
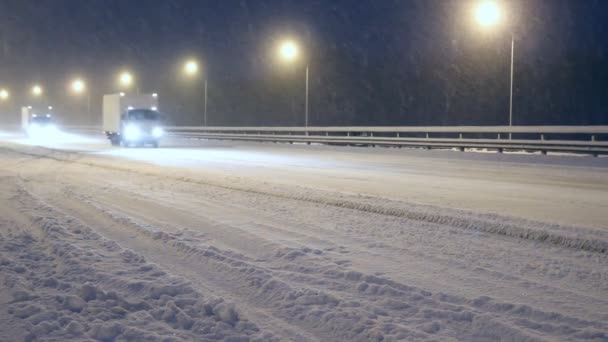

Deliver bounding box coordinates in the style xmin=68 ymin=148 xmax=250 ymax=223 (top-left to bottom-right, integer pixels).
xmin=183 ymin=59 xmax=208 ymax=126
xmin=278 ymin=40 xmax=310 ymax=128
xmin=474 ymin=1 xmax=515 ymax=137
xmin=70 ymin=78 xmax=91 ymax=123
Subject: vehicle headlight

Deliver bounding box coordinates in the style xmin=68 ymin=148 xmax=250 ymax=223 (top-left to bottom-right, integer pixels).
xmin=46 ymin=124 xmax=58 ymax=133
xmin=28 ymin=124 xmax=42 ymax=136
xmin=28 ymin=124 xmax=60 ymax=140
xmin=124 ymin=125 xmax=141 ymax=140
xmin=152 ymin=127 xmax=164 ymax=138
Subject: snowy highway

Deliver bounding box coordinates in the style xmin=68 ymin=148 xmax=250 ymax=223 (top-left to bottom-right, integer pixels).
xmin=1 ymin=132 xmax=607 ymax=341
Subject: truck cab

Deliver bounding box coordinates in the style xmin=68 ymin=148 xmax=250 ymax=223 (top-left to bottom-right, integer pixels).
xmin=119 ymin=109 xmax=164 ymax=147
xmin=103 ymin=93 xmax=164 ymax=147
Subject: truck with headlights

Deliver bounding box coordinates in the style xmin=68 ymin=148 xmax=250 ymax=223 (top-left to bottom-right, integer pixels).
xmin=102 ymin=93 xmax=164 ymax=147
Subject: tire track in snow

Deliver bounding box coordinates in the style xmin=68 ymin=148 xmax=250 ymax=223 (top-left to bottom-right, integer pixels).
xmin=26 ymin=170 xmax=608 ymax=342
xmin=3 ymin=144 xmax=607 ymax=254
xmin=0 ymin=176 xmax=273 ymax=341
xmin=82 ymin=170 xmax=608 ymax=307
xmin=4 ymin=144 xmax=608 ymax=341
xmin=21 ymin=150 xmax=608 ymax=322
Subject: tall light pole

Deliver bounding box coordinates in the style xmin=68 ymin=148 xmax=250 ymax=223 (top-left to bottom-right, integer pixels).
xmin=474 ymin=1 xmax=514 ymax=137
xmin=183 ymin=59 xmax=208 ymax=126
xmin=509 ymin=35 xmax=514 ymax=131
xmin=70 ymin=78 xmax=91 ymax=123
xmin=278 ymin=40 xmax=310 ymax=127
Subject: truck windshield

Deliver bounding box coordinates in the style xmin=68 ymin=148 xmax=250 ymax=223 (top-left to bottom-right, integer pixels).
xmin=127 ymin=110 xmax=160 ymax=121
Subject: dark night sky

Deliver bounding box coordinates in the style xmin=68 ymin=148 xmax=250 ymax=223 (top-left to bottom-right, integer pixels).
xmin=1 ymin=0 xmax=608 ymax=126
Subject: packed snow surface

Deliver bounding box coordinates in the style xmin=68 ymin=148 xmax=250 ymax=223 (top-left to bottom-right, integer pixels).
xmin=0 ymin=132 xmax=607 ymax=341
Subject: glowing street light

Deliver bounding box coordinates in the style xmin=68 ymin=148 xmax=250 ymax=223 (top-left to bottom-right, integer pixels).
xmin=277 ymin=39 xmax=310 ymax=127
xmin=118 ymin=71 xmax=134 ymax=88
xmin=473 ymin=1 xmax=515 ymax=136
xmin=71 ymin=79 xmax=86 ymax=93
xmin=475 ymin=1 xmax=501 ymax=27
xmin=181 ymin=59 xmax=209 ymax=126
xmin=0 ymin=89 xmax=9 ymax=101
xmin=70 ymin=78 xmax=91 ymax=121
xmin=183 ymin=60 xmax=199 ymax=76
xmin=32 ymin=85 xmax=43 ymax=96
xmin=279 ymin=40 xmax=299 ymax=62
xmin=48 ymin=106 xmax=53 ymax=110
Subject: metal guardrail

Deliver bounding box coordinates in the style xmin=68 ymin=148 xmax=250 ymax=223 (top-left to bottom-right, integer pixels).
xmin=169 ymin=125 xmax=608 ymax=134
xmin=165 ymin=126 xmax=608 ymax=155
xmin=61 ymin=125 xmax=608 ymax=155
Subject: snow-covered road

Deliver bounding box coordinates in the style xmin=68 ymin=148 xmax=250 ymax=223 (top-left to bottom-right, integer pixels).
xmin=1 ymin=132 xmax=607 ymax=341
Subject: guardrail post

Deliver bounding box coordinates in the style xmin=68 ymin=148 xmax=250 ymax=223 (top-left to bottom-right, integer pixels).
xmin=541 ymin=134 xmax=545 ymax=141
xmin=459 ymin=133 xmax=463 ymax=139
xmin=426 ymin=132 xmax=429 ymax=139
xmin=591 ymin=135 xmax=595 ymax=142
xmin=498 ymin=133 xmax=501 ymax=140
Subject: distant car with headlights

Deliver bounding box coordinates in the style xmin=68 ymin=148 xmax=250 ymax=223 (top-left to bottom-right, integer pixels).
xmin=26 ymin=114 xmax=59 ymax=139
xmin=103 ymin=93 xmax=163 ymax=147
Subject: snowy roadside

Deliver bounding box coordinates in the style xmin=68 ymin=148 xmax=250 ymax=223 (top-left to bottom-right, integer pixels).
xmin=0 ymin=169 xmax=271 ymax=341
xmin=0 ymin=142 xmax=607 ymax=341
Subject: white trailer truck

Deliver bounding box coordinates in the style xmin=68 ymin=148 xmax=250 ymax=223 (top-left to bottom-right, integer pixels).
xmin=102 ymin=93 xmax=163 ymax=147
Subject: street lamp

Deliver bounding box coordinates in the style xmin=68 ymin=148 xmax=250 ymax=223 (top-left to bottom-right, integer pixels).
xmin=0 ymin=89 xmax=9 ymax=101
xmin=475 ymin=1 xmax=501 ymax=27
xmin=279 ymin=41 xmax=299 ymax=61
xmin=118 ymin=71 xmax=134 ymax=89
xmin=71 ymin=79 xmax=86 ymax=93
xmin=182 ymin=59 xmax=208 ymax=126
xmin=183 ymin=60 xmax=199 ymax=76
xmin=70 ymin=78 xmax=92 ymax=123
xmin=32 ymin=85 xmax=43 ymax=96
xmin=278 ymin=40 xmax=310 ymax=127
xmin=474 ymin=1 xmax=515 ymax=136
